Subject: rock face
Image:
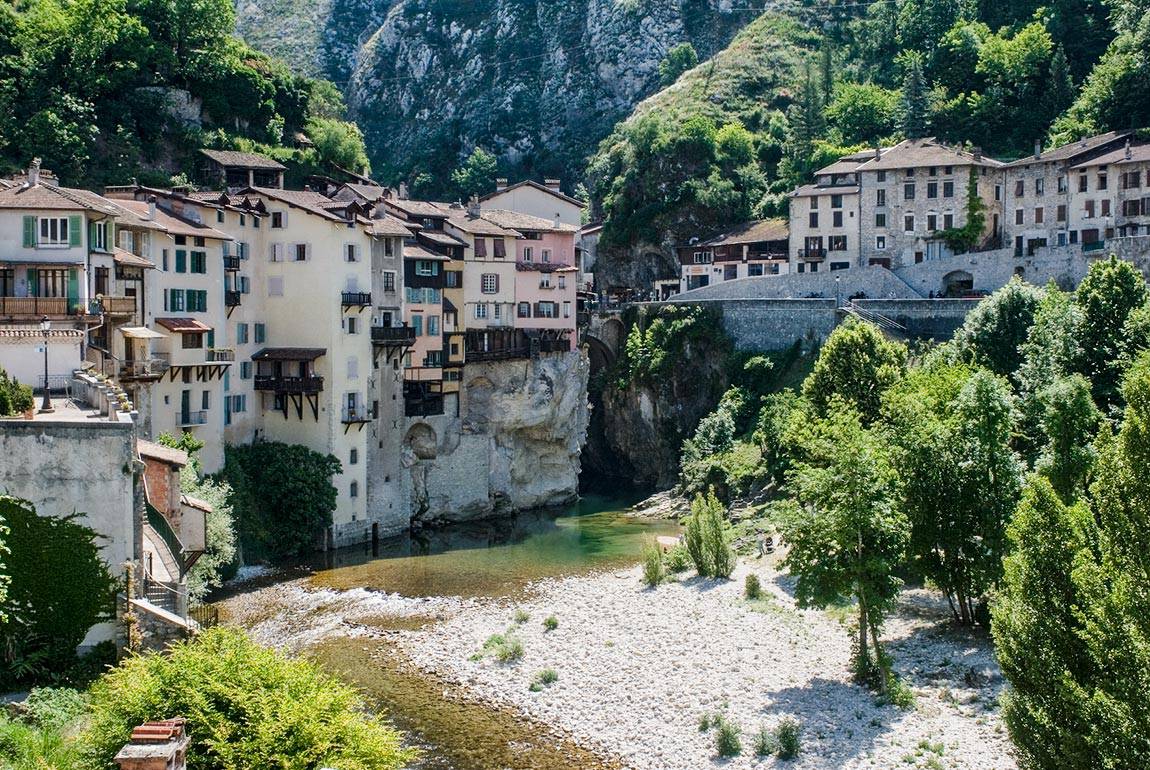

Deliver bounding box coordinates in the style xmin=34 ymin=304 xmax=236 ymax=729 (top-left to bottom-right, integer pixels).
xmin=234 ymin=0 xmax=747 ymax=186
xmin=402 ymin=351 xmax=590 ymax=525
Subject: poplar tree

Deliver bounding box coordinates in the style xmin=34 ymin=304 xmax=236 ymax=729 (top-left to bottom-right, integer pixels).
xmin=900 ymin=55 xmax=929 ymax=139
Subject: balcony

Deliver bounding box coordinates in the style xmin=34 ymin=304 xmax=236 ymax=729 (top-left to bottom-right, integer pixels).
xmin=207 ymin=348 xmax=235 ymax=363
xmin=0 ymin=296 xmax=82 ymax=319
xmin=1082 ymin=240 xmax=1107 ymax=253
xmin=341 ymin=291 xmax=372 ymax=307
xmin=371 ymin=325 xmax=417 ymax=345
xmin=225 ymin=290 xmax=241 ymax=308
xmin=119 ymin=358 xmax=169 ymax=381
xmin=253 ymin=375 xmax=324 ymax=394
xmin=177 ymin=410 xmax=208 ymax=427
xmin=99 ymin=296 xmax=137 ymax=316
xmin=798 ymin=248 xmax=826 ymax=261
xmin=224 ymin=256 xmax=241 ymax=271
xmin=341 ymin=405 xmax=372 ymax=424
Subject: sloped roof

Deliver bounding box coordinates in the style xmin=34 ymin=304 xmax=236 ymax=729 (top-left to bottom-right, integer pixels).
xmin=155 ymin=318 xmax=212 ymax=333
xmin=1005 ymin=131 xmax=1132 ymax=168
xmin=858 ymin=138 xmax=1004 ymax=171
xmin=113 ymin=247 xmax=156 ymax=269
xmin=479 ymin=180 xmax=585 ymax=208
xmin=115 ymin=199 xmax=232 ymax=240
xmin=1070 ymin=142 xmax=1150 ymax=169
xmin=418 ymin=229 xmax=468 ymax=248
xmin=386 ymin=199 xmax=450 ymax=218
xmin=343 ymin=182 xmax=386 ymax=201
xmin=138 ymin=439 xmax=188 ymax=467
xmin=404 ymin=243 xmax=451 ymax=261
xmin=243 ymin=187 xmax=367 ymax=224
xmin=792 ymin=184 xmax=860 ymax=198
xmin=367 ymin=214 xmax=414 ymax=238
xmin=703 ymin=218 xmax=789 ymax=246
xmin=480 ymin=209 xmax=579 ymax=233
xmin=441 ymin=208 xmax=518 ymax=237
xmin=199 ymin=149 xmax=286 ymax=170
xmin=0 ymin=181 xmax=123 ymax=213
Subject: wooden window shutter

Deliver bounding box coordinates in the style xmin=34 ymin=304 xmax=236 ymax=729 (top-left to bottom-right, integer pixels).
xmin=67 ymin=269 xmax=78 ymax=308
xmin=68 ymin=215 xmax=82 ymax=247
xmin=493 ymin=274 xmax=499 ymax=292
xmin=26 ymin=269 xmax=37 ymax=295
xmin=22 ymin=216 xmax=35 ymax=248
xmin=88 ymin=221 xmax=96 ymax=249
xmin=305 ymin=243 xmax=312 ymax=261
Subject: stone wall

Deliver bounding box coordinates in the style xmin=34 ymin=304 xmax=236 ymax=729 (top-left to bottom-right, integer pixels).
xmin=674 ymin=265 xmax=919 ymax=301
xmin=401 ymin=351 xmax=590 ymax=525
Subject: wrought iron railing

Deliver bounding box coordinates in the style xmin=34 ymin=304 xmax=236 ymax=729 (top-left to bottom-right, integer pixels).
xmin=370 ymin=325 xmax=416 ymax=344
xmin=253 ymin=375 xmax=324 ymax=394
xmin=341 ymin=291 xmax=372 ymax=306
xmin=178 ymin=410 xmax=208 ymax=426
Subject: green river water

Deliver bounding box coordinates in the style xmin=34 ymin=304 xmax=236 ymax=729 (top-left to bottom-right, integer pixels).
xmin=292 ymin=495 xmax=680 ymax=770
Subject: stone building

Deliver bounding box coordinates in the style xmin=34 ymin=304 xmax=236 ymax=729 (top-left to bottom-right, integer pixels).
xmin=788 ymin=151 xmax=870 ymax=273
xmin=1068 ymin=139 xmax=1150 ymax=245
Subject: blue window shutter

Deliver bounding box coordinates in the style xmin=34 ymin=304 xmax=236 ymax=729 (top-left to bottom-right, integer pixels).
xmin=68 ymin=216 xmax=82 ymax=247
xmin=175 ymin=250 xmax=187 ymax=273
xmin=67 ymin=269 xmax=79 ymax=309
xmin=23 ymin=216 xmax=35 ymax=248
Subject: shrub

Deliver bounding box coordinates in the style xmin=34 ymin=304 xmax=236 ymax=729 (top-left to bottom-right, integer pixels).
xmin=642 ymin=540 xmax=665 ymax=587
xmin=0 ymin=367 xmax=34 ymax=416
xmin=23 ymin=688 xmax=88 ymax=730
xmin=542 ymin=615 xmax=559 ymax=632
xmin=745 ymin=573 xmax=762 ymax=599
xmin=754 ymin=726 xmax=777 ymax=756
xmin=83 ymin=627 xmax=414 ymax=770
xmin=685 ymin=490 xmax=734 ymax=578
xmin=475 ymin=631 xmax=524 ymax=663
xmin=698 ymin=712 xmax=713 ymax=732
xmin=715 ymin=716 xmax=742 ymax=757
xmin=0 ymin=713 xmax=79 ymax=770
xmin=774 ymin=717 xmax=802 ymax=759
xmin=513 ymin=609 xmax=530 ymax=624
xmin=529 ymin=668 xmax=558 ymax=691
xmin=664 ymin=544 xmax=691 ymax=573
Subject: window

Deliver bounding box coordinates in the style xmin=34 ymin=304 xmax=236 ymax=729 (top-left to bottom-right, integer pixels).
xmin=493 ymin=303 xmax=502 ymax=320
xmin=237 ymin=323 xmax=250 ymax=344
xmin=542 ymin=249 xmax=551 ymax=263
xmin=240 ymin=361 xmax=252 ymax=379
xmin=384 ymin=238 xmax=395 ymax=257
xmin=34 ymin=269 xmax=67 ymax=298
xmin=415 ymin=260 xmax=438 ymax=277
xmin=350 ymin=449 xmax=358 ymax=466
xmin=474 ymin=303 xmax=488 ymax=319
xmin=345 ymin=244 xmax=358 ymax=262
xmin=876 ymin=189 xmax=886 ymax=207
xmin=427 ymin=315 xmax=440 ymax=336
xmin=1016 ymin=209 xmax=1025 ymax=225
xmin=558 ymin=275 xmax=566 ymax=289
xmin=445 ymin=271 xmax=460 ymax=288
xmin=1015 ymin=179 xmax=1025 ymax=197
xmin=350 ymin=481 xmax=358 ymax=499
xmin=875 ymin=213 xmax=887 ymax=228
xmin=294 ymin=243 xmax=309 ymax=261
xmin=90 ymin=221 xmax=109 ymax=251
xmin=217 ymin=210 xmax=224 ymax=224
xmin=927 ymin=214 xmax=937 ymax=231
xmin=1057 ymin=204 xmax=1067 ymax=222
xmin=194 ymin=237 xmax=205 ymax=248
xmin=254 ymin=323 xmax=266 ymax=343
xmin=182 ymin=333 xmax=203 ymax=349
xmin=492 ymin=239 xmax=506 ymax=258
xmin=877 ymin=170 xmax=887 ymax=182
xmin=1097 ymin=172 xmax=1108 ymax=190
xmin=904 ymin=183 xmax=915 ymax=200
xmin=905 ymin=168 xmax=914 ymax=178
xmin=943 ymin=180 xmax=954 ymax=197
xmin=1079 ymin=174 xmax=1088 ymax=193
xmin=832 ymin=211 xmax=843 ymax=227
xmin=240 ymin=276 xmax=250 ymax=294
xmin=231 ymin=394 xmax=247 ymax=413
xmin=1085 ymin=200 xmax=1095 ymax=218
xmin=1035 ymin=178 xmax=1045 ymax=195
xmin=271 ymin=212 xmax=284 ymax=228
xmin=518 ymin=302 xmax=531 ymax=317
xmin=904 ymin=214 xmax=915 ymax=232
xmin=536 ymin=302 xmax=556 ymax=318
xmin=270 ymin=243 xmax=284 ymax=262
xmin=943 ymin=213 xmax=954 ymax=229
xmin=184 ymin=290 xmax=207 ymax=312
xmin=383 ymin=271 xmax=396 ymax=292
xmin=190 ymin=251 xmax=206 ymax=274
xmin=875 ymin=235 xmax=886 ymax=250
xmin=540 ymin=273 xmax=552 ymax=288
xmin=523 ymin=247 xmax=534 ymax=262
xmin=411 ymin=314 xmax=423 ymax=336
xmin=810 ymin=197 xmax=819 ymax=210
xmin=829 ymin=235 xmax=847 ymax=251
xmin=239 ymin=214 xmax=245 ymax=227
xmin=175 ymin=249 xmax=187 ymax=273
xmin=830 ymin=261 xmax=850 ymax=271
xmin=927 ymin=181 xmax=938 ymax=199
xmin=929 ymin=166 xmax=938 ymax=177
xmin=563 ymin=301 xmax=572 ymax=318
xmin=38 ymin=217 xmax=70 ymax=246
xmin=808 ymin=212 xmax=819 ymax=228
xmin=944 ymin=166 xmax=953 ymax=175
xmin=347 ymin=316 xmax=358 ymax=334
xmin=995 ymin=185 xmax=1002 ymax=201
xmin=693 ymin=251 xmax=710 ymax=264
xmin=831 ymin=194 xmax=843 ymax=208
xmin=481 ymin=273 xmax=499 ymax=294
xmin=168 ymin=289 xmax=185 ymax=311
xmin=475 ymin=238 xmax=487 ymax=258
xmin=202 ymin=391 xmax=210 ymax=410
xmin=162 ymin=249 xmax=169 ymax=271
xmin=425 ymin=350 xmax=444 ymax=367
xmin=1035 ymin=207 xmax=1044 ymax=224
xmin=1058 ymin=176 xmax=1068 ymax=193
xmin=1101 ymin=199 xmax=1111 ymax=217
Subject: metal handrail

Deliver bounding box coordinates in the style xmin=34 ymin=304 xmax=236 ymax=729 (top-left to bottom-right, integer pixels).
xmin=146 ymin=502 xmax=188 ymax=576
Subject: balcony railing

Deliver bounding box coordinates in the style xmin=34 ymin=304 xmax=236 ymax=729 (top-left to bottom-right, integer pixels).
xmin=341 ymin=291 xmax=372 ymax=307
xmin=224 ymin=256 xmax=241 ymax=271
xmin=371 ymin=325 xmax=417 ymax=345
xmin=341 ymin=405 xmax=372 ymax=423
xmin=798 ymin=248 xmax=827 ymax=261
xmin=0 ymin=296 xmax=80 ymax=317
xmin=253 ymin=375 xmax=324 ymax=394
xmin=119 ymin=358 xmax=169 ymax=380
xmin=207 ymin=348 xmax=235 ymax=362
xmin=99 ymin=296 xmax=136 ymax=315
xmin=1082 ymin=240 xmax=1107 ymax=253
xmin=225 ymin=290 xmax=241 ymax=307
xmin=178 ymin=410 xmax=208 ymax=426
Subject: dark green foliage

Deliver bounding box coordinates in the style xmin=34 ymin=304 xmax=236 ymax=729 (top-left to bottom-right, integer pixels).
xmin=0 ymin=366 xmax=34 ymax=416
xmin=1034 ymin=374 xmax=1100 ymax=503
xmin=754 ymin=390 xmax=803 ymax=485
xmin=450 ymin=146 xmax=497 ymax=200
xmin=218 ymin=442 xmax=341 ymax=560
xmin=824 ymin=82 xmax=900 ymax=145
xmin=744 ymin=573 xmax=762 ymax=599
xmin=0 ymin=496 xmax=117 ymax=690
xmin=306 ymin=117 xmax=371 ymax=174
xmin=899 ymin=54 xmax=929 ymax=139
xmin=1015 ymin=285 xmax=1081 ymax=459
xmin=954 ymin=277 xmax=1044 ymax=376
xmin=84 ymin=627 xmax=414 ymax=770
xmin=938 ymin=168 xmax=987 ymax=253
xmin=802 ymin=319 xmax=907 ymax=424
xmin=617 ymin=305 xmax=729 ymax=389
xmin=1072 ymin=256 xmax=1149 ymax=407
xmin=658 ymin=42 xmax=698 ymax=86
xmin=684 ymin=491 xmax=735 ymax=579
xmin=773 ymin=717 xmax=802 ymax=759
xmin=714 ymin=716 xmax=742 ymax=757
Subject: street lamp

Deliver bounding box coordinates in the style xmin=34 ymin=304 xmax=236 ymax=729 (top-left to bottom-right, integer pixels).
xmin=38 ymin=315 xmax=53 ymax=414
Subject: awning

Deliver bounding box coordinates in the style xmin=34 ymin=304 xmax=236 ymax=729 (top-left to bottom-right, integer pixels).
xmin=251 ymin=347 xmax=326 ymax=361
xmin=113 ymin=248 xmax=156 ymax=269
xmin=120 ymin=326 xmax=166 ymax=339
xmin=155 ymin=318 xmax=212 ymax=333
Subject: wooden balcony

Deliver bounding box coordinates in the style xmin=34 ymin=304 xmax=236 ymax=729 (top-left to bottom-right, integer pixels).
xmin=99 ymin=296 xmax=137 ymax=316
xmin=0 ymin=296 xmax=81 ymax=319
xmin=225 ymin=290 xmax=241 ymax=308
xmin=798 ymin=248 xmax=826 ymax=261
xmin=223 ymin=256 xmax=241 ymax=271
xmin=119 ymin=358 xmax=169 ymax=381
xmin=371 ymin=325 xmax=416 ymax=345
xmin=253 ymin=375 xmax=324 ymax=395
xmin=341 ymin=291 xmax=372 ymax=307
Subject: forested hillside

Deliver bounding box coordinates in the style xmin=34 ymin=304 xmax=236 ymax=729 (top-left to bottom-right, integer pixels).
xmin=0 ymin=0 xmax=369 ymax=188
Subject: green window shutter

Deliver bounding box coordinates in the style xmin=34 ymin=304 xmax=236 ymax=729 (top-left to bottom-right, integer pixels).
xmin=88 ymin=221 xmax=96 ymax=250
xmin=207 ymin=329 xmax=215 ymax=348
xmin=26 ymin=269 xmax=38 ymax=296
xmin=23 ymin=216 xmax=36 ymax=248
xmin=67 ymin=269 xmax=79 ymax=309
xmin=68 ymin=215 xmax=82 ymax=247
xmin=175 ymin=250 xmax=187 ymax=273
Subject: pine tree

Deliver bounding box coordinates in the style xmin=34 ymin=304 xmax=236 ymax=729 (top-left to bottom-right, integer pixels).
xmin=820 ymin=40 xmax=834 ymax=104
xmin=900 ymin=55 xmax=929 ymax=139
xmin=785 ymin=63 xmax=827 ymax=175
xmin=1042 ymin=46 xmax=1075 ymax=125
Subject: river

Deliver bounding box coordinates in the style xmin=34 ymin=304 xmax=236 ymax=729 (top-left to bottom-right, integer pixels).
xmin=221 ymin=493 xmax=679 ymax=769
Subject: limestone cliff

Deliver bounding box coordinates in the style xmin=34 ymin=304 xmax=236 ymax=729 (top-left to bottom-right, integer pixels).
xmin=401 ymin=351 xmax=590 ymax=525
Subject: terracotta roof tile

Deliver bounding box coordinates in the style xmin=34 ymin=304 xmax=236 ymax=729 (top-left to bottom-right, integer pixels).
xmin=480 ymin=209 xmax=579 ymax=233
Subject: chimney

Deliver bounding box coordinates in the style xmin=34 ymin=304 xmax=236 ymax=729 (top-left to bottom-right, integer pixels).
xmin=398 ymin=181 xmax=409 ymax=200
xmin=146 ymin=195 xmax=157 ymax=221
xmin=873 ymin=146 xmax=881 ymax=160
xmin=495 ymin=178 xmax=508 ymax=191
xmin=26 ymin=158 xmax=41 ymax=187
xmin=553 ymin=213 xmax=561 ymax=229
xmin=544 ymin=178 xmax=561 ymax=191
xmin=1125 ymin=138 xmax=1132 ymax=160
xmin=114 ymin=719 xmax=189 ymax=770
xmin=1034 ymin=140 xmax=1042 ymax=160
xmin=467 ymin=195 xmax=481 ymax=219
xmin=303 ymin=184 xmax=312 ymax=192
xmin=973 ymin=147 xmax=982 ymax=162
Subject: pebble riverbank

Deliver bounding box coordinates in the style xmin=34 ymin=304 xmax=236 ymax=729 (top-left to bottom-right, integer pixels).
xmin=223 ymin=558 xmax=1016 ymax=770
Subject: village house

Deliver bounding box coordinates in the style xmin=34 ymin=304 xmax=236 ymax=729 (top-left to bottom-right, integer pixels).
xmin=678 ymin=218 xmax=790 ymax=291
xmin=1067 ymin=139 xmax=1150 ymax=245
xmin=197 ymin=149 xmax=286 ymax=190
xmin=788 ymin=150 xmax=870 ymax=273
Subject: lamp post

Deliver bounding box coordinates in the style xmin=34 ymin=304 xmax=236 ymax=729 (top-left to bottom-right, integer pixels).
xmin=38 ymin=315 xmax=53 ymax=413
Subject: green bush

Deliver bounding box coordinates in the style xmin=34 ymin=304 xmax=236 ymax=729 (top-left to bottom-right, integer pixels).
xmin=0 ymin=712 xmax=79 ymax=770
xmin=529 ymin=668 xmax=558 ymax=691
xmin=512 ymin=609 xmax=530 ymax=624
xmin=0 ymin=496 xmax=117 ymax=690
xmin=715 ymin=716 xmax=742 ymax=757
xmin=83 ymin=627 xmax=414 ymax=770
xmin=0 ymin=367 xmax=34 ymax=416
xmin=684 ymin=491 xmax=736 ymax=579
xmin=23 ymin=687 xmax=88 ymax=730
xmin=744 ymin=573 xmax=762 ymax=599
xmin=664 ymin=544 xmax=691 ymax=573
xmin=753 ymin=725 xmax=777 ymax=756
xmin=774 ymin=717 xmax=802 ymax=759
xmin=542 ymin=615 xmax=558 ymax=632
xmin=474 ymin=632 xmax=524 ymax=663
xmin=642 ymin=540 xmax=665 ymax=587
